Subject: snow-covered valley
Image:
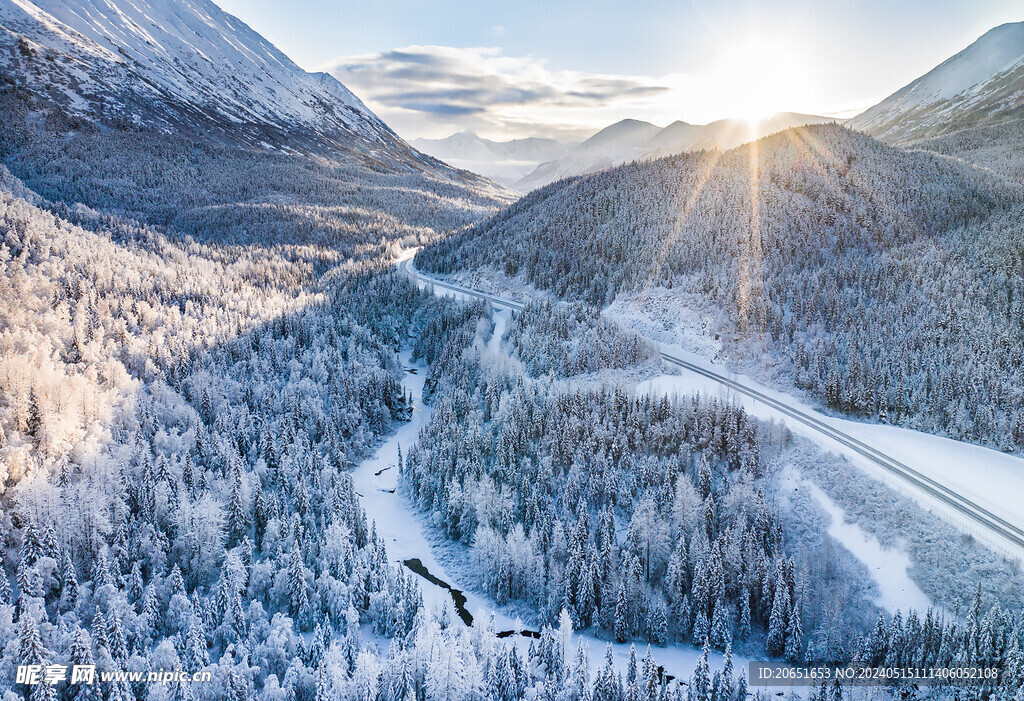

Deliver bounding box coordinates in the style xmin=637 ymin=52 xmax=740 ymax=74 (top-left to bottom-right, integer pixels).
xmin=4 ymin=1 xmax=1024 ymax=698
xmin=353 ymin=320 xmax=758 ymax=689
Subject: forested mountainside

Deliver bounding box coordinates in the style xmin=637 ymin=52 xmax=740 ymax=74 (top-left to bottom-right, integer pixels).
xmin=0 ymin=92 xmax=508 ymax=258
xmin=417 ymin=124 xmax=1024 ymax=450
xmin=913 ymin=118 xmax=1024 ymax=184
xmin=0 ymin=0 xmax=512 ymax=258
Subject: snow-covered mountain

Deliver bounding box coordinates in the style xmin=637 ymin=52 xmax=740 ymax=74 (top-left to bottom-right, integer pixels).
xmin=848 ymin=21 xmax=1024 ymax=143
xmin=516 ymin=113 xmax=833 ymax=191
xmin=412 ymin=132 xmax=571 ymax=186
xmin=635 ymin=120 xmax=715 ymax=160
xmin=0 ymin=0 xmax=456 ymax=173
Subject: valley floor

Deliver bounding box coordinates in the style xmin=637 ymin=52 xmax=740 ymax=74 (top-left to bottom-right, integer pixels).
xmin=352 ymin=322 xmax=766 ymax=691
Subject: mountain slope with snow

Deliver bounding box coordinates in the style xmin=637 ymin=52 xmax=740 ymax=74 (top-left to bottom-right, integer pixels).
xmin=0 ymin=0 xmax=461 ymax=173
xmin=849 ymin=22 xmax=1024 ymax=144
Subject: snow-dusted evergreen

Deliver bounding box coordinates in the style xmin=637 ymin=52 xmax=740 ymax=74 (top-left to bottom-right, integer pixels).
xmin=418 ymin=125 xmax=1024 ymax=450
xmin=2 ymin=0 xmax=1023 ymax=698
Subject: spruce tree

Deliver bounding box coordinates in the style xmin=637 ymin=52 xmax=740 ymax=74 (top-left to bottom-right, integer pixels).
xmin=710 ymin=599 xmax=732 ymax=650
xmin=26 ymin=387 xmax=43 ymax=445
xmin=692 ymin=609 xmax=710 ymax=646
xmin=767 ymin=578 xmax=791 ymax=657
xmin=689 ymin=638 xmax=711 ymax=701
xmin=615 ymin=582 xmax=629 ymax=643
xmin=785 ymin=597 xmax=803 ymax=663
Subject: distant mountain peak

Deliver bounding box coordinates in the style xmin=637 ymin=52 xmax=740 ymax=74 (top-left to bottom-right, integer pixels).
xmin=412 ymin=131 xmax=572 ymax=188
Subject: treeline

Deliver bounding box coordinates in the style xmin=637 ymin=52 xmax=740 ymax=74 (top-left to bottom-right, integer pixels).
xmin=842 ymin=590 xmax=1024 ymax=698
xmin=417 ymin=125 xmax=1024 ymax=450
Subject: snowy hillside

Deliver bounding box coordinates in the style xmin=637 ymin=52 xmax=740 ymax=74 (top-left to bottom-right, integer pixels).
xmin=517 ymin=113 xmax=833 ymax=191
xmin=419 ymin=124 xmax=1024 ymax=453
xmin=413 ymin=132 xmax=571 ymax=186
xmin=849 ymin=22 xmax=1024 ymax=143
xmin=0 ymin=0 xmax=458 ymax=172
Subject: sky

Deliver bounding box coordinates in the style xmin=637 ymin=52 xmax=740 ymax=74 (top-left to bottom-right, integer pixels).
xmin=217 ymin=0 xmax=1023 ymax=142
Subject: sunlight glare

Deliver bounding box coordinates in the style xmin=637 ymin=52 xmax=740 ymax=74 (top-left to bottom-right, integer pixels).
xmin=710 ymin=32 xmax=810 ymax=125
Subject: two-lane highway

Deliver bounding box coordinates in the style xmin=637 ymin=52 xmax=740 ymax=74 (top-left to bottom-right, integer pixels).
xmin=398 ymin=256 xmax=1024 ymax=559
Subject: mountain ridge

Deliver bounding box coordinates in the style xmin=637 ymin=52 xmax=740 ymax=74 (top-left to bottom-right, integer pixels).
xmin=849 ymin=21 xmax=1024 ymax=144
xmin=515 ymin=112 xmax=834 ymax=191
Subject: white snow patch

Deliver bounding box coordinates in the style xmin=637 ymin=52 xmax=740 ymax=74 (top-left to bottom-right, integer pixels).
xmin=778 ymin=466 xmax=932 ymax=615
xmin=487 ymin=305 xmax=511 ymax=355
xmin=605 ymin=286 xmax=724 ymax=361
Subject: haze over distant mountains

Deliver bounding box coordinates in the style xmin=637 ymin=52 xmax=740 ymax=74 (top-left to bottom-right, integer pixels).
xmin=848 ymin=21 xmax=1024 ymax=144
xmin=417 ymin=112 xmax=835 ymax=190
xmin=412 ymin=132 xmax=574 ymax=187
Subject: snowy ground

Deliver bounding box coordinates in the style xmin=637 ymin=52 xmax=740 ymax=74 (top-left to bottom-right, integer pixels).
xmin=776 ymin=466 xmax=932 ymax=615
xmin=605 ymin=286 xmax=726 ymax=363
xmin=634 ymin=366 xmax=1024 ymax=560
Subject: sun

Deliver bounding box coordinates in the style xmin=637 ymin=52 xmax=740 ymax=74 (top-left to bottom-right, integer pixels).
xmin=711 ymin=33 xmax=811 ymax=126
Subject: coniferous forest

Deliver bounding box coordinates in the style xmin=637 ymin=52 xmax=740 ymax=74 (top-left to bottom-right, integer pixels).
xmin=417 ymin=126 xmax=1024 ymax=451
xmin=2 ymin=2 xmax=1024 ymax=700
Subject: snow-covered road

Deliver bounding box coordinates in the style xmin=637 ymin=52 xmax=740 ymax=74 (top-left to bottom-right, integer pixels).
xmin=398 ymin=255 xmax=1024 ymax=562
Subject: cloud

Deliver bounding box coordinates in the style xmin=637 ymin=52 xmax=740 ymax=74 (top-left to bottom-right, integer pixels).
xmin=320 ymin=45 xmax=671 ymax=141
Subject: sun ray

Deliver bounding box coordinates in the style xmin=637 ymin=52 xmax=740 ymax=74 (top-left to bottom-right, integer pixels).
xmin=737 ymin=136 xmax=764 ymax=331
xmin=640 ymin=147 xmax=724 ymax=293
